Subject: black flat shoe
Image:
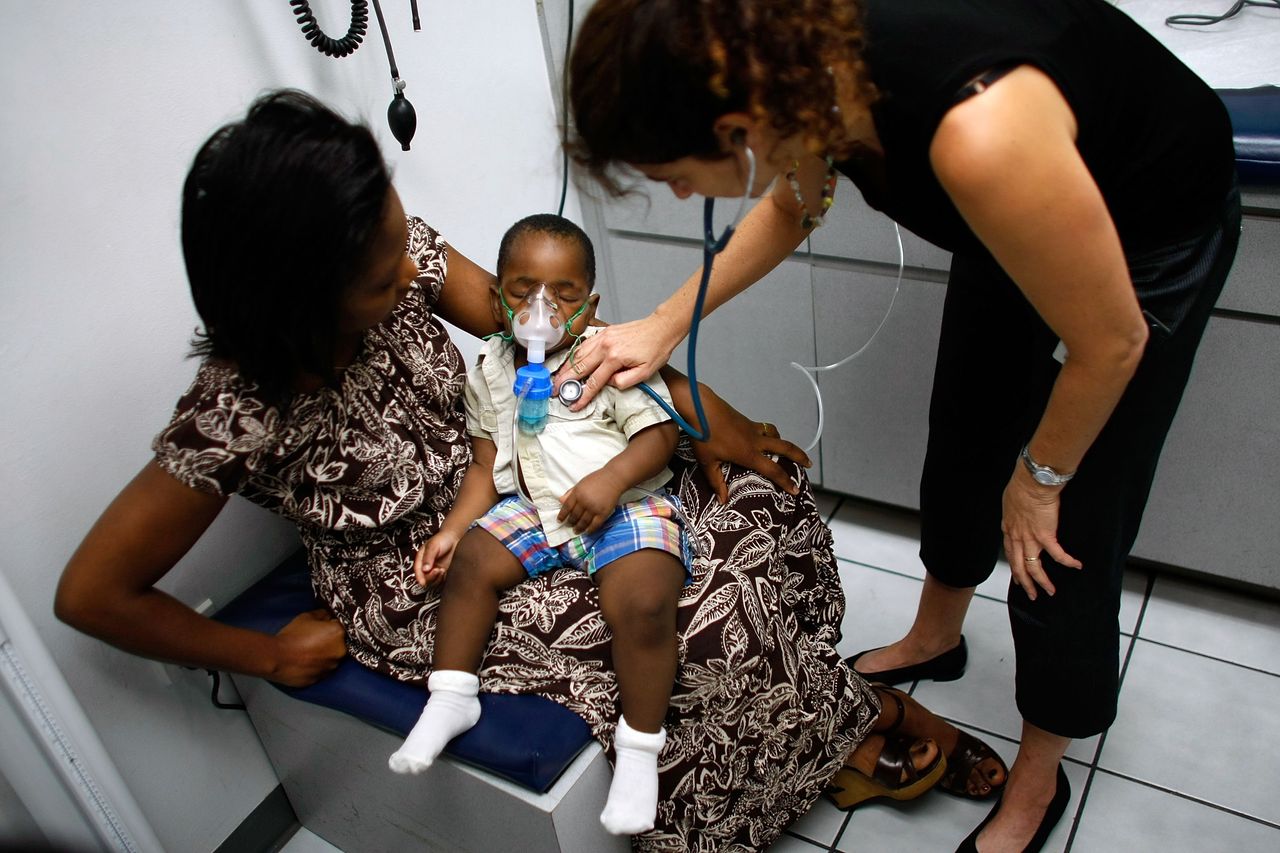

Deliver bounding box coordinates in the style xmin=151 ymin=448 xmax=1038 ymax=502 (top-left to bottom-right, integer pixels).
xmin=955 ymin=763 xmax=1070 ymax=853
xmin=846 ymin=636 xmax=968 ymax=686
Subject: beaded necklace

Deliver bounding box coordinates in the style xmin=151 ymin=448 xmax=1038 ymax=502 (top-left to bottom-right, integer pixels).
xmin=786 ymin=156 xmax=837 ymax=229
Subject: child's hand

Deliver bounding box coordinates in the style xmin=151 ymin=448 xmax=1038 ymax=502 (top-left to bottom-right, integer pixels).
xmin=559 ymin=470 xmax=625 ymax=535
xmin=414 ymin=529 xmax=460 ymax=588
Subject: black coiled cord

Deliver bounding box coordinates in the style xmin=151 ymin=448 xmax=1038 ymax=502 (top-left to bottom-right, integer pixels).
xmin=1166 ymin=0 xmax=1280 ymax=27
xmin=290 ymin=0 xmax=369 ymax=58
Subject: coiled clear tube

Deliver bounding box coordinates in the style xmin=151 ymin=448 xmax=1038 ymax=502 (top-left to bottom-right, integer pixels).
xmin=790 ymin=223 xmax=905 ymax=453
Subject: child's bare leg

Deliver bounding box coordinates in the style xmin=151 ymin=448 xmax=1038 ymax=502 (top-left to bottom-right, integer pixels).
xmin=389 ymin=529 xmax=527 ymax=775
xmin=432 ymin=529 xmax=528 ymax=673
xmin=594 ymin=550 xmax=685 ymax=835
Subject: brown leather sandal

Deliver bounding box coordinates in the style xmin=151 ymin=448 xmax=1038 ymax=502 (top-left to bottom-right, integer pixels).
xmin=939 ymin=729 xmax=1008 ymax=800
xmin=870 ymin=681 xmax=1008 ymax=801
xmin=826 ymin=733 xmax=947 ymax=810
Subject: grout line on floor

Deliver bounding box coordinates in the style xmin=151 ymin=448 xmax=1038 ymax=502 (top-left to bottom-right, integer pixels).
xmin=1131 ymin=635 xmax=1280 ymax=678
xmin=834 ymin=554 xmax=1018 ymax=607
xmin=781 ymin=828 xmax=833 ymax=850
xmin=824 ymin=494 xmax=847 ymax=526
xmin=1091 ymin=767 xmax=1280 ymax=831
xmin=1063 ymin=570 xmax=1155 ymax=851
xmin=834 ymin=555 xmax=925 ymax=581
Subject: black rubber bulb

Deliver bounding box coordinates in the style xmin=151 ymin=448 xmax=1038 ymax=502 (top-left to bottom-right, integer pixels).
xmin=388 ymin=91 xmax=417 ymax=151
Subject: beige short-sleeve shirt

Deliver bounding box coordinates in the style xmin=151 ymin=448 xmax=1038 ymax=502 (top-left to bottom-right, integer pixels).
xmin=464 ymin=329 xmax=673 ymax=546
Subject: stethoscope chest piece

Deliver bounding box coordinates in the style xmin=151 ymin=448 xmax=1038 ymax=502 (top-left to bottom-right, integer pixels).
xmin=557 ymin=379 xmax=584 ymax=405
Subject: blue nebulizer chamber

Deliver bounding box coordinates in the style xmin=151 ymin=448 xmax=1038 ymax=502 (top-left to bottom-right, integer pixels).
xmin=514 ymin=364 xmax=553 ymax=434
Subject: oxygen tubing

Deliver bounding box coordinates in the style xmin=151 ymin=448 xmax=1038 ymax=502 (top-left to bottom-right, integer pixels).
xmin=790 ymin=223 xmax=904 ymax=453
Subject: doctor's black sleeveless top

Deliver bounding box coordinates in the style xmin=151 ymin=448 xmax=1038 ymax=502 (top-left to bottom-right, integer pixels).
xmin=839 ymin=0 xmax=1235 ymax=256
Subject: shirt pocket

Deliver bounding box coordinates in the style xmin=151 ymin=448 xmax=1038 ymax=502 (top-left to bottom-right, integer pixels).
xmin=548 ymin=396 xmax=600 ymax=425
xmin=478 ymin=405 xmax=499 ymax=434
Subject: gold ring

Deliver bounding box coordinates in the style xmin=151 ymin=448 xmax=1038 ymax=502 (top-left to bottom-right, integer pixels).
xmin=1024 ymin=556 xmax=1040 ymax=562
xmin=571 ymin=361 xmax=583 ymax=376
xmin=761 ymin=422 xmax=776 ymax=434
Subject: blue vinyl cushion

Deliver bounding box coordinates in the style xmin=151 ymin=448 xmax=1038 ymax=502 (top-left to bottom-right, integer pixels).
xmin=215 ymin=551 xmax=594 ymax=793
xmin=1218 ymin=86 xmax=1280 ymax=187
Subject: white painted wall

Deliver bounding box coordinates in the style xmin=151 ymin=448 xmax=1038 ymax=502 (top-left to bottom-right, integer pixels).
xmin=0 ymin=1 xmax=576 ymax=849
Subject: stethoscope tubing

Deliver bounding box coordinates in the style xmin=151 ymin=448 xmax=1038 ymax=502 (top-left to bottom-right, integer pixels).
xmin=637 ymin=145 xmax=759 ymax=441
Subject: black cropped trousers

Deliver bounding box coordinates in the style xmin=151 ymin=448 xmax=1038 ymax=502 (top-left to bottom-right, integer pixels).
xmin=918 ymin=186 xmax=1241 ymax=738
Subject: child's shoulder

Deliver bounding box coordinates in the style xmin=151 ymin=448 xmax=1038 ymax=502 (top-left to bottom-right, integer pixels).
xmin=466 ymin=337 xmax=516 ymax=396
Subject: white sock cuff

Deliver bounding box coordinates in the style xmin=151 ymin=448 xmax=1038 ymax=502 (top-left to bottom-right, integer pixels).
xmin=615 ymin=716 xmax=666 ymax=753
xmin=427 ymin=669 xmax=480 ymax=696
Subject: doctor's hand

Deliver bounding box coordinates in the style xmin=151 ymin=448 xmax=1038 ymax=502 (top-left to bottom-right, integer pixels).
xmin=1001 ymin=467 xmax=1083 ymax=601
xmin=554 ymin=314 xmax=683 ymax=409
xmin=272 ymin=609 xmax=346 ymax=687
xmin=690 ymin=384 xmax=811 ymax=503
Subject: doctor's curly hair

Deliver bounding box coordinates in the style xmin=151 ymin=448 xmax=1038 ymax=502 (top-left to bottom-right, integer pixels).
xmin=569 ymin=0 xmax=876 ymax=194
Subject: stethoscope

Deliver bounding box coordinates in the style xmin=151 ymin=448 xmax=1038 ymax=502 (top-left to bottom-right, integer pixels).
xmin=632 ymin=138 xmax=758 ymax=441
xmin=627 ymin=139 xmax=900 ymax=454
xmin=557 ymin=376 xmax=585 ymax=406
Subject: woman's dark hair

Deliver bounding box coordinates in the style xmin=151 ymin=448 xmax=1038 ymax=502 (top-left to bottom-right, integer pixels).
xmin=182 ymin=89 xmax=391 ymax=403
xmin=569 ymin=0 xmax=875 ymax=195
xmin=496 ymin=214 xmax=596 ymax=289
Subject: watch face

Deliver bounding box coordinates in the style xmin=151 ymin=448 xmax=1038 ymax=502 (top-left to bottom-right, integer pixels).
xmin=1033 ymin=469 xmax=1059 ymax=486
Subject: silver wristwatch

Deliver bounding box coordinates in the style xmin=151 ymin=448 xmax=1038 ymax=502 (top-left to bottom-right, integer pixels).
xmin=1020 ymin=444 xmax=1075 ymax=487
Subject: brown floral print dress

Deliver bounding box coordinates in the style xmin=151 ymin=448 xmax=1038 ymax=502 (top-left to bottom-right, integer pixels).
xmin=153 ymin=217 xmax=878 ymax=852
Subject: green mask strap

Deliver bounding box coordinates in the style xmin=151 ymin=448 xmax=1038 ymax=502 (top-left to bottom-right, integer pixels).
xmin=562 ymin=299 xmax=592 ymax=367
xmin=483 ymin=290 xmax=518 ymax=342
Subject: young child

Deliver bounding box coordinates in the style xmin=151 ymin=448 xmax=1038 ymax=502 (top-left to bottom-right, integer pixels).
xmin=388 ymin=214 xmax=690 ymax=836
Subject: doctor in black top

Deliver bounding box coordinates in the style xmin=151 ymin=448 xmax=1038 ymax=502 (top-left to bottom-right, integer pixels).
xmin=562 ymin=0 xmax=1240 ymax=850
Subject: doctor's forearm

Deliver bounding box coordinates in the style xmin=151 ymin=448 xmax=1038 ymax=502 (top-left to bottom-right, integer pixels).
xmin=651 ymin=196 xmax=809 ymax=348
xmin=1026 ymin=343 xmax=1145 ymax=475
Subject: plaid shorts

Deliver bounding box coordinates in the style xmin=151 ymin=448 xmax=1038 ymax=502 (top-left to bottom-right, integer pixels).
xmin=474 ymin=494 xmax=693 ymax=581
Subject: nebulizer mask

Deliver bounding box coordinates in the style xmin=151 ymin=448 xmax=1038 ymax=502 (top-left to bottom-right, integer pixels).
xmin=504 ymin=283 xmax=591 ymax=435
xmin=511 ymin=282 xmax=563 ymax=364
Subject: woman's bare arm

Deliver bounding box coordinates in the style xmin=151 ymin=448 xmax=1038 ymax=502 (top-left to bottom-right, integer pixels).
xmin=564 ymin=165 xmax=817 ymax=404
xmin=931 ymin=65 xmax=1149 ymax=595
xmin=55 ymin=461 xmax=346 ymax=686
xmin=435 ymin=241 xmax=502 ymax=339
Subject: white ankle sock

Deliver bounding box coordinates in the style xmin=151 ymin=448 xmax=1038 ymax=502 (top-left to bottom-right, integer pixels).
xmin=388 ymin=670 xmax=481 ymax=775
xmin=599 ymin=716 xmax=666 ymax=835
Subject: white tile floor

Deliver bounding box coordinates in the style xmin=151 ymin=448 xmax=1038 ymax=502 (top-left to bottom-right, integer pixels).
xmin=281 ymin=493 xmax=1280 ymax=853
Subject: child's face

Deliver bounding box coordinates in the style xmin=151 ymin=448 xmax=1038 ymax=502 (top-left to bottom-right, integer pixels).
xmin=493 ymin=233 xmax=598 ymax=355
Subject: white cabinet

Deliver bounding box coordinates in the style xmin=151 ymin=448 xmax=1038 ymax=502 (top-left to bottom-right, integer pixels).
xmin=1129 ymin=196 xmax=1280 ymax=589
xmin=604 ymin=236 xmax=822 ymax=454
xmin=587 ymin=177 xmax=1280 ymax=590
